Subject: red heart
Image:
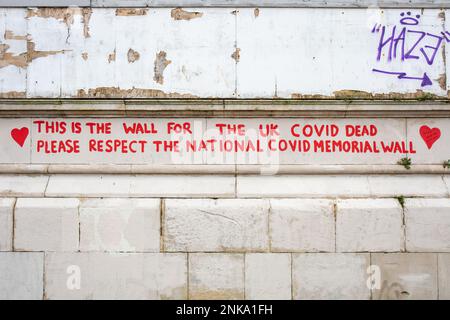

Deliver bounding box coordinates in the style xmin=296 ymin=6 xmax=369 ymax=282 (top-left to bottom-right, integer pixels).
xmin=11 ymin=127 xmax=29 ymax=147
xmin=419 ymin=125 xmax=441 ymax=149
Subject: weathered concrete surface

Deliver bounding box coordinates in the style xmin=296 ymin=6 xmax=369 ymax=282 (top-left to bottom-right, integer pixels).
xmin=164 ymin=199 xmax=269 ymax=252
xmin=438 ymin=254 xmax=450 ymax=299
xmin=14 ymin=198 xmax=80 ymax=251
xmin=189 ymin=253 xmax=244 ymax=300
xmin=0 ymin=198 xmax=14 ymax=251
xmin=45 ymin=174 xmax=235 ymax=198
xmin=45 ymin=252 xmax=187 ymax=299
xmin=336 ymin=199 xmax=403 ymax=252
xmin=372 ymin=253 xmax=438 ymax=300
xmin=245 ymin=253 xmax=292 ymax=300
xmin=269 ymin=199 xmax=335 ymax=252
xmin=292 ymin=253 xmax=370 ymax=300
xmin=405 ymin=198 xmax=450 ymax=252
xmin=79 ymin=198 xmax=160 ymax=252
xmin=0 ymin=8 xmax=448 ymax=98
xmin=0 ymin=252 xmax=44 ymax=300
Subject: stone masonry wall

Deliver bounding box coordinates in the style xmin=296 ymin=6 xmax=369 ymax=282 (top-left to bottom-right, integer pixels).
xmin=1 ymin=0 xmax=450 ymax=301
xmin=0 ymin=173 xmax=449 ymax=299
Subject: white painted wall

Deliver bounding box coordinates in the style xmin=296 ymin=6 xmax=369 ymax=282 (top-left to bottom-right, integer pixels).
xmin=0 ymin=7 xmax=449 ymax=98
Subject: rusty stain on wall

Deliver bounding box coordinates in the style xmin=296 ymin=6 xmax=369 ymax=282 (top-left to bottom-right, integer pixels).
xmin=171 ymin=8 xmax=203 ymax=21
xmin=77 ymin=87 xmax=198 ymax=98
xmin=127 ymin=49 xmax=140 ymax=63
xmin=231 ymin=48 xmax=241 ymax=62
xmin=254 ymin=8 xmax=260 ymax=18
xmin=4 ymin=30 xmax=27 ymax=41
xmin=115 ymin=8 xmax=148 ymax=16
xmin=82 ymin=8 xmax=92 ymax=38
xmin=82 ymin=52 xmax=88 ymax=61
xmin=154 ymin=51 xmax=171 ymax=85
xmin=108 ymin=50 xmax=116 ymax=63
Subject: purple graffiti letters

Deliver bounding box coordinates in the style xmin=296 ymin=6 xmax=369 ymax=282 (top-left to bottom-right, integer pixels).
xmin=375 ymin=26 xmax=442 ymax=65
xmin=373 ymin=12 xmax=448 ymax=66
xmin=372 ymin=69 xmax=432 ymax=87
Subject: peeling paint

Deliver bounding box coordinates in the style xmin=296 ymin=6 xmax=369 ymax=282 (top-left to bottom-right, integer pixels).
xmin=127 ymin=49 xmax=140 ymax=63
xmin=108 ymin=50 xmax=116 ymax=63
xmin=27 ymin=41 xmax=65 ymax=64
xmin=76 ymin=87 xmax=198 ymax=98
xmin=334 ymin=89 xmax=444 ymax=100
xmin=290 ymin=90 xmax=445 ymax=100
xmin=0 ymin=91 xmax=26 ymax=98
xmin=171 ymin=8 xmax=203 ymax=21
xmin=82 ymin=8 xmax=92 ymax=38
xmin=82 ymin=52 xmax=88 ymax=61
xmin=0 ymin=44 xmax=27 ymax=69
xmin=153 ymin=51 xmax=171 ymax=85
xmin=4 ymin=30 xmax=27 ymax=41
xmin=115 ymin=8 xmax=148 ymax=16
xmin=0 ymin=40 xmax=65 ymax=69
xmin=27 ymin=8 xmax=80 ymax=28
xmin=231 ymin=48 xmax=241 ymax=62
xmin=254 ymin=8 xmax=260 ymax=18
xmin=438 ymin=73 xmax=447 ymax=91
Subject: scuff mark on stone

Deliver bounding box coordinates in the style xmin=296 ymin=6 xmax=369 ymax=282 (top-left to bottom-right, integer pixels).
xmin=153 ymin=51 xmax=171 ymax=85
xmin=197 ymin=209 xmax=240 ymax=227
xmin=231 ymin=48 xmax=241 ymax=62
xmin=82 ymin=8 xmax=92 ymax=38
xmin=171 ymin=8 xmax=203 ymax=21
xmin=127 ymin=48 xmax=140 ymax=63
xmin=116 ymin=8 xmax=148 ymax=16
xmin=254 ymin=8 xmax=260 ymax=18
xmin=438 ymin=73 xmax=447 ymax=91
xmin=108 ymin=50 xmax=116 ymax=63
xmin=76 ymin=87 xmax=198 ymax=99
xmin=82 ymin=52 xmax=88 ymax=60
xmin=4 ymin=30 xmax=27 ymax=41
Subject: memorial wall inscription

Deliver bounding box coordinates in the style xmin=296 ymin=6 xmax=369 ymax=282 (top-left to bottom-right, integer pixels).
xmin=1 ymin=118 xmax=447 ymax=166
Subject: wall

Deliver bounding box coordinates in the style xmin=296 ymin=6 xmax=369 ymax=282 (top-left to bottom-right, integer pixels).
xmin=1 ymin=1 xmax=450 ymax=300
xmin=1 ymin=7 xmax=450 ymax=98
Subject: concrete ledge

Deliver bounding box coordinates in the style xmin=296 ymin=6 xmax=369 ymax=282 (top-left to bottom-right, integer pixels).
xmin=0 ymin=100 xmax=450 ymax=118
xmin=0 ymin=165 xmax=448 ymax=175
